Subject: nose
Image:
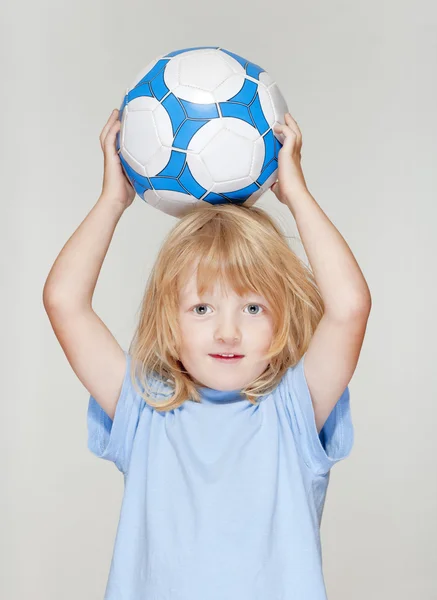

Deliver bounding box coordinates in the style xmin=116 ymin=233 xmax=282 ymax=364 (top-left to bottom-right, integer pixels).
xmin=214 ymin=314 xmax=241 ymax=344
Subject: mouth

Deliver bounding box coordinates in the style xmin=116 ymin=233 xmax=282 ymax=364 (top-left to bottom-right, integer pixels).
xmin=209 ymin=354 xmax=245 ymax=363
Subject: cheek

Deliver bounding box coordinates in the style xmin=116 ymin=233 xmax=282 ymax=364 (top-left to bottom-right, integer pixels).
xmin=178 ymin=320 xmax=205 ymax=352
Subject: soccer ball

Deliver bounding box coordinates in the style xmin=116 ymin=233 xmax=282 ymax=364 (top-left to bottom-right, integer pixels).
xmin=116 ymin=46 xmax=289 ymax=218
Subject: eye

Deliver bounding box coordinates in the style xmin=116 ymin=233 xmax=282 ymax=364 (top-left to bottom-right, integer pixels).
xmin=192 ymin=304 xmax=211 ymax=315
xmin=191 ymin=303 xmax=265 ymax=315
xmin=244 ymin=303 xmax=264 ymax=315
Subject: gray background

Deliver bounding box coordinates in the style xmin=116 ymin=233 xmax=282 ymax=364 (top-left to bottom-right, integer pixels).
xmin=2 ymin=0 xmax=436 ymax=598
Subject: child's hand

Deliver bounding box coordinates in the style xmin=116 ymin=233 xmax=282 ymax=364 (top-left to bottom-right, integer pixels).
xmin=270 ymin=113 xmax=309 ymax=205
xmin=99 ymin=109 xmax=136 ymax=209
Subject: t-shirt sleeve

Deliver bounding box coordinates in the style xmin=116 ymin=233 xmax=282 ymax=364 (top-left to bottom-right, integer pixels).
xmin=279 ymin=352 xmax=354 ymax=476
xmin=87 ymin=350 xmax=146 ymax=475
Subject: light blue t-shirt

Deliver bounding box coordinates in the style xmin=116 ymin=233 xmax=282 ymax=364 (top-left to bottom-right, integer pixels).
xmin=87 ymin=350 xmax=354 ymax=600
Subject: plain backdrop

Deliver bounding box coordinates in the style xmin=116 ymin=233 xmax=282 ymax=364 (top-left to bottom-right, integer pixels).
xmin=2 ymin=0 xmax=436 ymax=598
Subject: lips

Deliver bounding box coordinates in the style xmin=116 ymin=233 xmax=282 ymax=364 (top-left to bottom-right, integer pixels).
xmin=209 ymin=354 xmax=244 ymax=358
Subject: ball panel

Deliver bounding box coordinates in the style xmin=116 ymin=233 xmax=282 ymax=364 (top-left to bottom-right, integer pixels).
xmin=143 ymin=188 xmax=162 ymax=207
xmin=149 ymin=66 xmax=171 ymax=102
xmin=164 ymin=49 xmax=246 ymax=103
xmin=161 ymin=94 xmax=186 ymax=139
xmin=258 ymin=71 xmax=275 ymax=88
xmin=257 ymin=155 xmax=279 ymax=186
xmin=250 ymin=137 xmax=267 ymax=180
xmin=146 ymin=188 xmax=200 ymax=218
xmin=120 ymin=145 xmax=147 ymax=177
xmin=211 ymin=174 xmax=255 ymax=194
xmin=119 ymin=154 xmax=153 ymax=196
xmin=199 ymin=121 xmax=259 ymax=183
xmin=179 ymin=99 xmax=219 ymax=120
xmin=245 ymin=60 xmax=265 ymax=80
xmin=178 ymin=162 xmax=208 ymax=199
xmin=179 ymin=52 xmax=233 ymax=92
xmin=146 ymin=147 xmax=173 ymax=178
xmin=185 ymin=153 xmax=214 ymax=192
xmin=220 ymin=116 xmax=260 ymax=141
xmin=257 ymin=82 xmax=275 ymax=126
xmin=267 ymin=82 xmax=289 ymax=124
xmin=259 ymin=168 xmax=278 ymax=191
xmin=247 ymin=92 xmax=270 ymax=135
xmin=123 ymin=101 xmax=163 ymax=170
xmin=258 ymin=129 xmax=278 ymax=173
xmin=171 ymin=85 xmax=215 ymax=105
xmin=186 ymin=119 xmax=223 ymax=154
xmin=222 ymin=77 xmax=257 ymax=106
xmin=174 ymin=118 xmax=213 ymax=151
xmin=236 ymin=185 xmax=265 ymax=206
xmin=211 ymin=73 xmax=247 ymax=103
xmin=151 ymin=102 xmax=174 ymax=147
xmin=219 ymin=102 xmax=253 ymax=127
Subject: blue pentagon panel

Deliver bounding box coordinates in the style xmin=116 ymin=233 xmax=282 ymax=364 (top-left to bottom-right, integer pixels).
xmin=133 ymin=59 xmax=169 ymax=91
xmin=245 ymin=61 xmax=265 ymax=81
xmin=173 ymin=119 xmax=210 ymax=151
xmin=219 ymin=102 xmax=254 ymax=128
xmin=150 ymin=68 xmax=170 ymax=102
xmin=164 ymin=46 xmax=220 ymax=58
xmin=257 ymin=157 xmax=279 ymax=186
xmin=127 ymin=83 xmax=154 ymax=102
xmin=157 ymin=150 xmax=186 ymax=179
xmin=118 ymin=154 xmax=153 ymax=197
xmin=162 ymin=94 xmax=186 ymax=138
xmin=202 ymin=191 xmax=233 ymax=204
xmin=222 ymin=182 xmax=261 ymax=202
xmin=260 ymin=129 xmax=277 ymax=171
xmin=219 ymin=49 xmax=247 ymax=70
xmin=248 ymin=92 xmax=270 ymax=135
xmin=179 ymin=99 xmax=220 ymax=120
xmin=178 ymin=163 xmax=208 ymax=198
xmin=150 ymin=177 xmax=189 ymax=195
xmin=227 ymin=79 xmax=257 ymax=106
xmin=118 ymin=95 xmax=128 ymax=118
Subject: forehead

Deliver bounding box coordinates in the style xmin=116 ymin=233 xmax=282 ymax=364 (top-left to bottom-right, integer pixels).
xmin=178 ymin=268 xmax=265 ymax=301
xmin=179 ymin=270 xmax=231 ymax=297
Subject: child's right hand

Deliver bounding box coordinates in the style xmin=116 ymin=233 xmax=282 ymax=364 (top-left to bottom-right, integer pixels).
xmin=99 ymin=109 xmax=136 ymax=210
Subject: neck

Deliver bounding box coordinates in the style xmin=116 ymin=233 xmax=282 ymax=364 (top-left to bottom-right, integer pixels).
xmin=196 ymin=385 xmax=246 ymax=404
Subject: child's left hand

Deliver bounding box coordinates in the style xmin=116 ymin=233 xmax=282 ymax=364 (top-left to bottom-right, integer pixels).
xmin=270 ymin=113 xmax=309 ymax=205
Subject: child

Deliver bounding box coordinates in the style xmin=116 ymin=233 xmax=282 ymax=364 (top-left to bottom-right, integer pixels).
xmin=43 ymin=108 xmax=371 ymax=599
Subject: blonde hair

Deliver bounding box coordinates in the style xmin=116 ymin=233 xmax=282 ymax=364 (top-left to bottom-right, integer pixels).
xmin=128 ymin=202 xmax=324 ymax=411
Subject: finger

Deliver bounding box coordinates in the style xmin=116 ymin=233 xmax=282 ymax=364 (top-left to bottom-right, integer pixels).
xmin=100 ymin=109 xmax=119 ymax=149
xmin=274 ymin=122 xmax=296 ymax=137
xmin=285 ymin=113 xmax=302 ymax=141
xmin=270 ymin=181 xmax=281 ymax=199
xmin=100 ymin=110 xmax=119 ymax=148
xmin=273 ymin=123 xmax=297 ymax=152
xmin=103 ymin=121 xmax=121 ymax=158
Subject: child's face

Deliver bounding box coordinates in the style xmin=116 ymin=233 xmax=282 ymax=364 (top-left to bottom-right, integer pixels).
xmin=177 ymin=268 xmax=274 ymax=391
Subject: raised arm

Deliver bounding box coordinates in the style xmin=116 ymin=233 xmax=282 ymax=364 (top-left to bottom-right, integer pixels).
xmin=43 ymin=109 xmax=136 ymax=420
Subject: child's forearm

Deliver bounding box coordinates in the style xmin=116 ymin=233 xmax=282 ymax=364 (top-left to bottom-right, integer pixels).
xmin=43 ymin=195 xmax=126 ymax=311
xmin=284 ymin=188 xmax=372 ymax=319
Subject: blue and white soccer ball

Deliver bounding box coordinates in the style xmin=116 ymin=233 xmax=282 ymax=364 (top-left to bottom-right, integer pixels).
xmin=116 ymin=46 xmax=289 ymax=218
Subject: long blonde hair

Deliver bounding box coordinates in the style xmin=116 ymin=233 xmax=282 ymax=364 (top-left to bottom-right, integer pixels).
xmin=128 ymin=202 xmax=324 ymax=411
